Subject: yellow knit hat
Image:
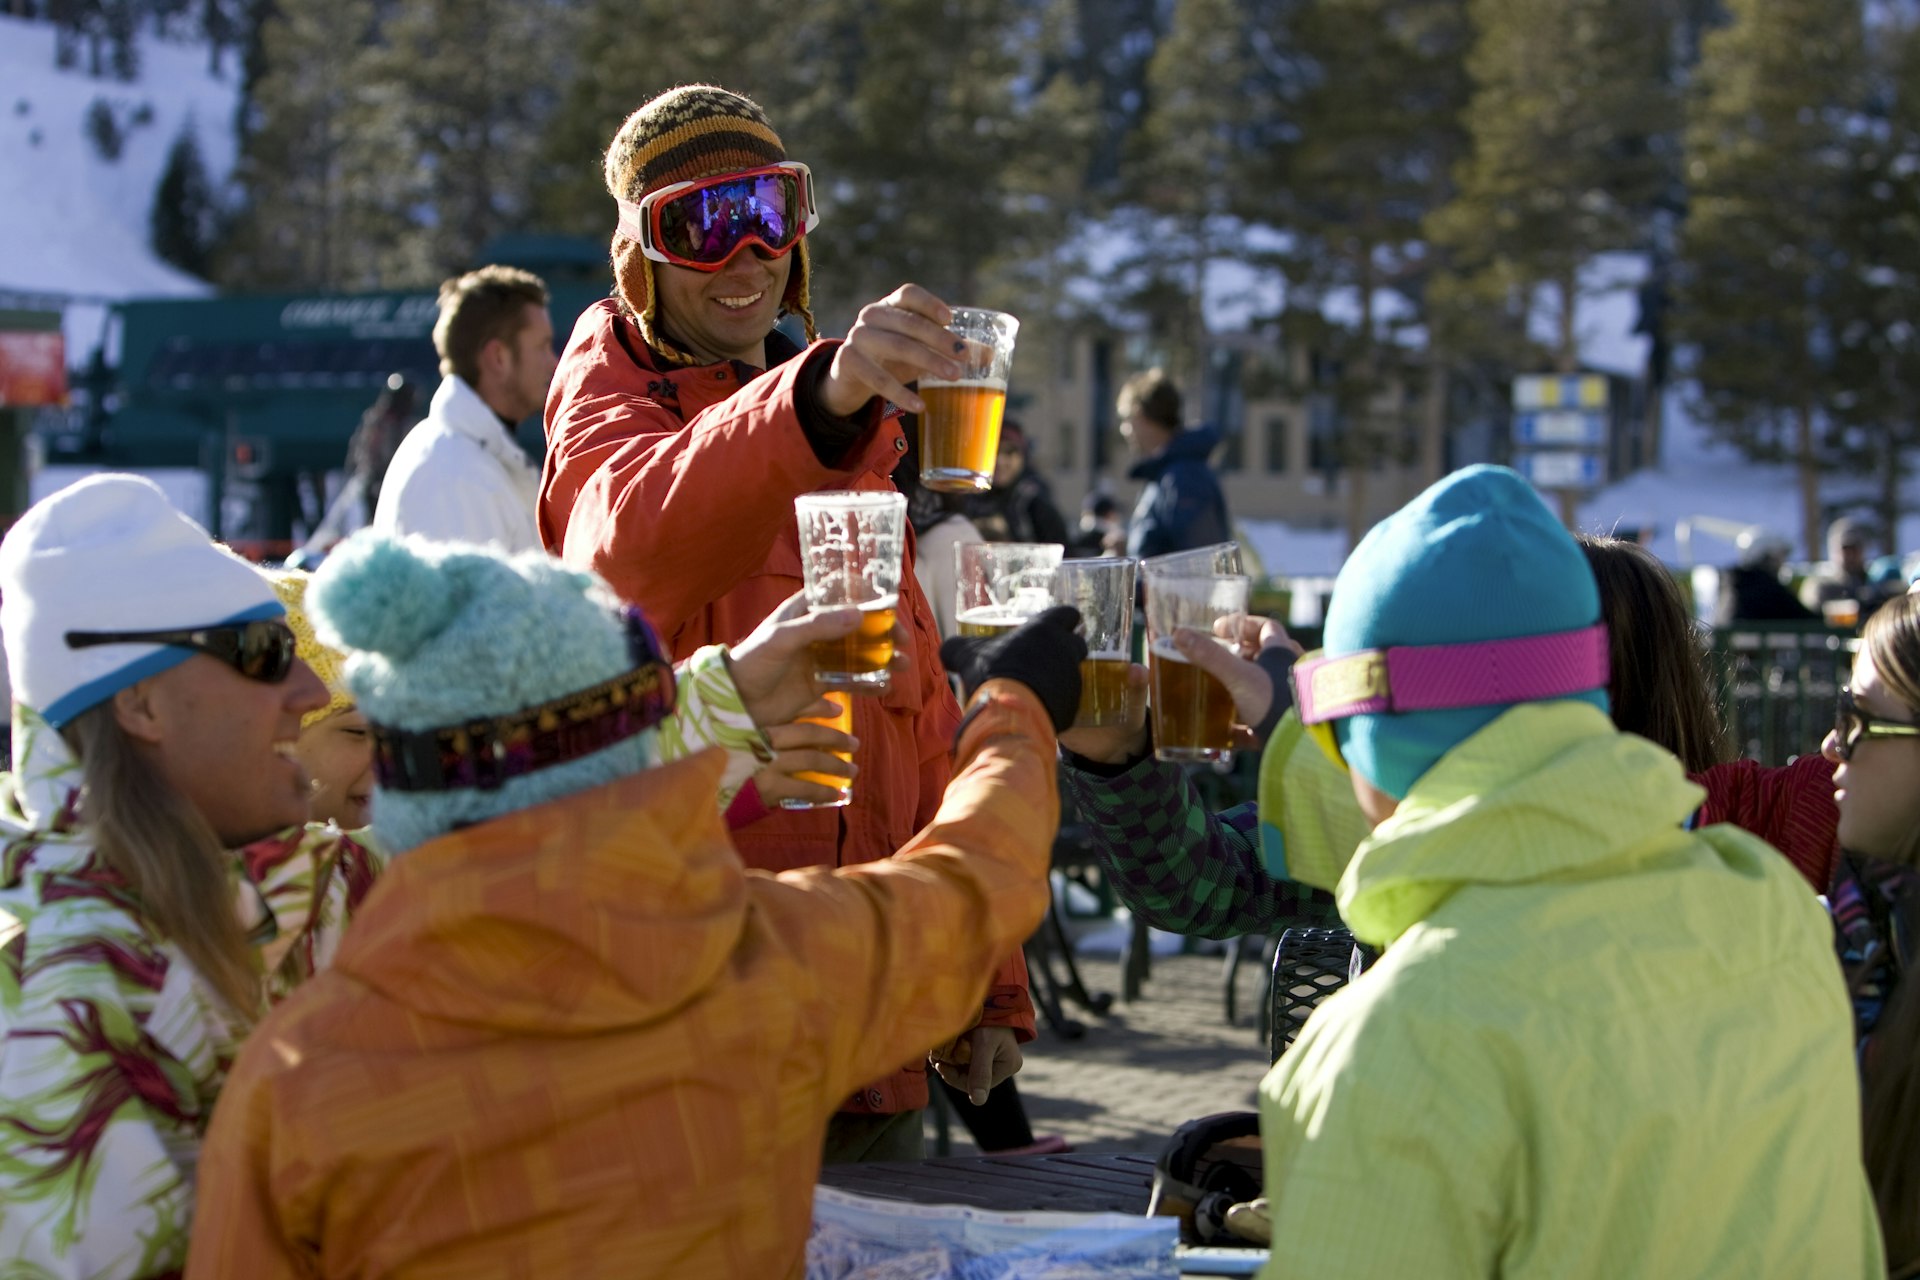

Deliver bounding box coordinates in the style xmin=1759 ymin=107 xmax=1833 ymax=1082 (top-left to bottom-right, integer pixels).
xmin=269 ymin=570 xmax=354 ymax=727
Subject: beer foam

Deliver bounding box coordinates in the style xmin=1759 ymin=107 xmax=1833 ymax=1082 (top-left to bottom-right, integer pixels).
xmin=919 ymin=376 xmax=1008 ymax=391
xmin=856 ymin=595 xmax=898 ymax=612
xmin=1087 ymin=650 xmax=1130 ymax=662
xmin=958 ymin=605 xmax=1022 ymax=625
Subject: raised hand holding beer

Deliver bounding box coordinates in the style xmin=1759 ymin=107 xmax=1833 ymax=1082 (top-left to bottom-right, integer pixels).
xmin=817 ymin=284 xmax=962 ymax=418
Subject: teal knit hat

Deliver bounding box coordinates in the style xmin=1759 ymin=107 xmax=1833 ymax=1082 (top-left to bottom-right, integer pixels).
xmin=1324 ymin=465 xmax=1608 ymax=799
xmin=307 ymin=536 xmax=667 ymax=855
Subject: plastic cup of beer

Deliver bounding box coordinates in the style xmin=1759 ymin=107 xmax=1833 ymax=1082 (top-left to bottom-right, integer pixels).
xmin=955 ymin=541 xmax=1064 ymax=637
xmin=1823 ymin=598 xmax=1862 ymax=629
xmin=1140 ymin=541 xmax=1243 ymax=580
xmin=1053 ymin=557 xmax=1139 ymax=728
xmin=795 ymin=491 xmax=906 ymax=690
xmin=920 ymin=307 xmax=1019 ymax=494
xmin=780 ymin=690 xmax=854 ymax=810
xmin=1146 ymin=574 xmax=1250 ymax=765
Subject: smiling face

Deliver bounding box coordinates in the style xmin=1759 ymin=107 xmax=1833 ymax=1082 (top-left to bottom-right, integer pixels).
xmin=1823 ymin=647 xmax=1920 ymax=862
xmin=115 ymin=654 xmax=331 ymax=846
xmin=296 ymin=706 xmax=375 ymax=831
xmin=652 ymin=244 xmax=793 ymax=367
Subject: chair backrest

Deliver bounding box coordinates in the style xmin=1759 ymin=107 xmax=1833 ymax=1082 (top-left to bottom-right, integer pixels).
xmin=1268 ymin=926 xmax=1374 ymax=1064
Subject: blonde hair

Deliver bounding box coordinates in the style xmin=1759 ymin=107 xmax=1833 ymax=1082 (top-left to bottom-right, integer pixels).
xmin=60 ymin=704 xmax=261 ymax=1020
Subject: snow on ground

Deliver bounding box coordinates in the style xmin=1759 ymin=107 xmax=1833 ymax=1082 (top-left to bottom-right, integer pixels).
xmin=0 ymin=14 xmax=237 ymax=354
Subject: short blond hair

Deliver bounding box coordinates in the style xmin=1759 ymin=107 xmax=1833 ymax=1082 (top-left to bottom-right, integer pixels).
xmin=1118 ymin=368 xmax=1183 ymax=432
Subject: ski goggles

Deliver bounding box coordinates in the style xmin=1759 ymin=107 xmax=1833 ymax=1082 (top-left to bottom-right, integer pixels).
xmin=617 ymin=162 xmax=819 ymax=271
xmin=65 ymin=619 xmax=299 ymax=684
xmin=1289 ymin=624 xmax=1610 ymax=771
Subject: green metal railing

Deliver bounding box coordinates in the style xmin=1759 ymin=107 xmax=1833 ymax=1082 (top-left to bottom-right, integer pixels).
xmin=1707 ymin=622 xmax=1854 ymax=766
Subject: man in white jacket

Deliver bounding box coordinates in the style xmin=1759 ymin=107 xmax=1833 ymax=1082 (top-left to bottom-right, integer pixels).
xmin=373 ymin=266 xmax=555 ymax=551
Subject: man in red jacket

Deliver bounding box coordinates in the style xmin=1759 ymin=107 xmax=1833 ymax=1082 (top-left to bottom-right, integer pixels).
xmin=539 ymin=84 xmax=1035 ymax=1162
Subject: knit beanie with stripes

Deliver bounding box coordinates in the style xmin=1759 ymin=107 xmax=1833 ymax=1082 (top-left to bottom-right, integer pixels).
xmin=604 ymin=84 xmax=816 ymax=362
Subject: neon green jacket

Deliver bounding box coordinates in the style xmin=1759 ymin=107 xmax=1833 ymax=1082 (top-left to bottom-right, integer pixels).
xmin=1258 ymin=701 xmax=1882 ymax=1278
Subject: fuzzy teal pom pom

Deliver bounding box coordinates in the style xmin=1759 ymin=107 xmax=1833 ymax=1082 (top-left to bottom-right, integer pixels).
xmin=308 ymin=535 xmax=456 ymax=663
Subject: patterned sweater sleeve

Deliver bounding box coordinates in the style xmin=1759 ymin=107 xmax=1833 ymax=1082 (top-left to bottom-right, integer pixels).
xmin=1059 ymin=754 xmax=1338 ymax=940
xmin=655 ymin=644 xmax=769 ymax=809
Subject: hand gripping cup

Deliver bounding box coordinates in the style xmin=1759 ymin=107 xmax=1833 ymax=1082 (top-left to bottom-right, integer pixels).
xmin=1052 ymin=556 xmax=1139 ymax=728
xmin=920 ymin=307 xmax=1019 ymax=493
xmin=955 ymin=541 xmax=1064 ymax=637
xmin=1146 ymin=573 xmax=1250 ymax=765
xmin=795 ymin=491 xmax=907 ymax=690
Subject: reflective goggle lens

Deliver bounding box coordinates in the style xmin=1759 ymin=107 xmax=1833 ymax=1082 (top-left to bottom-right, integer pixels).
xmin=656 ymin=171 xmax=802 ymax=266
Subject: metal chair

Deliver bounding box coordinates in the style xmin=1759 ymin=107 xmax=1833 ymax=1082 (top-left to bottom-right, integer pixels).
xmin=1267 ymin=927 xmax=1375 ymax=1064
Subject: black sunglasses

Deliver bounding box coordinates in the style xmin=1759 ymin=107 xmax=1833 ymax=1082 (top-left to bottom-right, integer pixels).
xmin=64 ymin=619 xmax=299 ymax=685
xmin=1833 ymin=687 xmax=1920 ymax=762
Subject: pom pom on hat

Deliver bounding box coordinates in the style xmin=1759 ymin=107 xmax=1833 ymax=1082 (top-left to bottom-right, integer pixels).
xmin=307 ymin=534 xmax=656 ymax=855
xmin=1324 ymin=465 xmax=1607 ymax=799
xmin=0 ymin=474 xmax=280 ymax=728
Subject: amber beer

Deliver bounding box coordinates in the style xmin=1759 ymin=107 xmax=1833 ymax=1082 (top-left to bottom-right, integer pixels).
xmin=919 ymin=377 xmax=1007 ymax=493
xmin=1149 ymin=641 xmax=1235 ymax=763
xmin=810 ymin=597 xmax=897 ymax=688
xmin=1076 ymin=654 xmax=1136 ymax=729
xmin=785 ymin=690 xmax=854 ymax=808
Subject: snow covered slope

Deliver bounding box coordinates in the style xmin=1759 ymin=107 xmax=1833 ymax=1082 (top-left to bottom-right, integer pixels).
xmin=0 ymin=14 xmax=237 ymax=352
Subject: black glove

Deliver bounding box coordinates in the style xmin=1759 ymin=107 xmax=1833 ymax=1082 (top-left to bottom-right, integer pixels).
xmin=940 ymin=605 xmax=1087 ymax=734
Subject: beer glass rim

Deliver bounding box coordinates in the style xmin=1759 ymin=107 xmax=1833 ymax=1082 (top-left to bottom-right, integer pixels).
xmin=1140 ymin=542 xmax=1242 ymax=575
xmin=796 ymin=490 xmax=907 ymax=514
xmin=948 ymin=306 xmax=1019 ymax=337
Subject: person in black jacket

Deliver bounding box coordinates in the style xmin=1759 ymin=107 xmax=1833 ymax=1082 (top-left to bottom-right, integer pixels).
xmin=1117 ymin=368 xmax=1231 ymax=559
xmin=970 ymin=418 xmax=1073 ymax=548
xmin=1714 ymin=528 xmax=1818 ymax=627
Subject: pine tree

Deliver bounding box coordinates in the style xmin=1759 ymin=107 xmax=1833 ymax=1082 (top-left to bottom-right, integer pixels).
xmin=1124 ymin=0 xmax=1257 ymax=392
xmin=1829 ymin=15 xmax=1920 ymax=554
xmin=217 ymin=0 xmax=393 ymax=289
xmin=150 ymin=121 xmax=215 ymax=276
xmin=368 ymin=0 xmax=572 ymax=284
xmin=1428 ymin=0 xmax=1680 ymax=371
xmin=1265 ymin=0 xmax=1472 ymax=543
xmin=796 ymin=0 xmax=1092 ymax=321
xmin=1675 ymin=0 xmax=1867 ymax=558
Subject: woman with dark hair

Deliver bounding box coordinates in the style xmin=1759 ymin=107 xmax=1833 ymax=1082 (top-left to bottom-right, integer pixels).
xmin=1579 ymin=535 xmax=1841 ymax=892
xmin=1825 ymin=591 xmax=1920 ymax=1271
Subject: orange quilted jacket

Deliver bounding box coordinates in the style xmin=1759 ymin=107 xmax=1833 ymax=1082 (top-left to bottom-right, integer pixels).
xmin=185 ymin=683 xmax=1057 ymax=1280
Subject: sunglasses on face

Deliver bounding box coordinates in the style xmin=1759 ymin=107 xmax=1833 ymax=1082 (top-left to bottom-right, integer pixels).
xmin=1833 ymin=687 xmax=1920 ymax=762
xmin=64 ymin=619 xmax=299 ymax=684
xmin=621 ymin=162 xmax=820 ymax=272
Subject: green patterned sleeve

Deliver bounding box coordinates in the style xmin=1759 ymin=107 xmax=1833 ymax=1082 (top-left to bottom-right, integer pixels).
xmin=1060 ymin=753 xmax=1339 ymax=941
xmin=655 ymin=645 xmax=771 ymax=807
